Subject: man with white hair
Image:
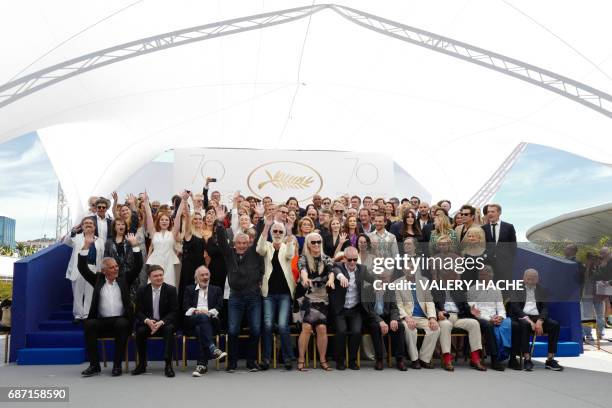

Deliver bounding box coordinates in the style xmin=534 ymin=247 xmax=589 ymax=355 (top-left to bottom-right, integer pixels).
xmin=183 ymin=265 xmax=227 ymax=377
xmin=257 ymin=214 xmax=296 ymax=370
xmin=215 ymin=214 xmax=264 ymax=372
xmin=508 ymin=268 xmax=563 ymax=371
xmin=77 ymin=232 xmax=142 ymax=377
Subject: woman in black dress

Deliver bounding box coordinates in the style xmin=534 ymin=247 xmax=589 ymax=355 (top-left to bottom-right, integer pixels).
xmin=202 ymin=208 xmax=228 ymax=297
xmin=174 ymin=194 xmax=206 ymax=312
xmin=104 ymin=219 xmax=141 ymax=301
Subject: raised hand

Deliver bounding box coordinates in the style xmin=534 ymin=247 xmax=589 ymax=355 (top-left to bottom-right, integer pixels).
xmin=216 ymin=206 xmax=226 ymax=222
xmin=255 ymin=203 xmax=265 ymax=218
xmin=181 ymin=190 xmax=190 ymax=201
xmin=339 ymin=232 xmax=348 ymax=243
xmin=111 ymin=191 xmax=118 ymax=203
xmin=126 ymin=233 xmax=139 ymax=247
xmin=82 ymin=233 xmax=95 ymax=250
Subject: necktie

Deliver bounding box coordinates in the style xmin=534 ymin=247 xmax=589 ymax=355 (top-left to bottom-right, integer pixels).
xmin=375 ymin=291 xmax=384 ymax=316
xmin=491 ymin=223 xmax=497 ymax=244
xmin=152 ymin=288 xmax=160 ymax=320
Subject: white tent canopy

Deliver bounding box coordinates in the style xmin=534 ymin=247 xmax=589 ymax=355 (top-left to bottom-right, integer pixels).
xmin=1 ymin=1 xmax=612 ymax=218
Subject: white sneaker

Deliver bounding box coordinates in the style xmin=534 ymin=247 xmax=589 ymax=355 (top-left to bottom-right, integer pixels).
xmin=212 ymin=348 xmax=227 ymax=360
xmin=192 ymin=365 xmax=208 ymax=377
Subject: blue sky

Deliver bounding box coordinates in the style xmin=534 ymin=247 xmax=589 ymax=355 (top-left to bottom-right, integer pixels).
xmin=0 ymin=133 xmax=611 ymax=241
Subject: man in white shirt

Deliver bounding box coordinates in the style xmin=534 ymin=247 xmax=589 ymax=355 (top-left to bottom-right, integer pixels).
xmin=183 ymin=266 xmax=227 ymax=377
xmin=508 ymin=269 xmax=563 ymax=371
xmin=77 ymin=233 xmax=142 ymax=377
xmin=92 ymin=197 xmax=112 ymax=242
xmin=467 ymin=265 xmax=512 ymax=371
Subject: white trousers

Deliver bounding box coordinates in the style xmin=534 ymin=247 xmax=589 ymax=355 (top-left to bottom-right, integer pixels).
xmin=71 ymin=275 xmax=93 ymax=319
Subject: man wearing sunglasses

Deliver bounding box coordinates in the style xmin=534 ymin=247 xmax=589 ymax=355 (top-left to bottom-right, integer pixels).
xmin=90 ymin=197 xmax=112 ymax=242
xmin=331 ymin=247 xmax=377 ymax=370
xmin=455 ymin=205 xmax=476 ymax=247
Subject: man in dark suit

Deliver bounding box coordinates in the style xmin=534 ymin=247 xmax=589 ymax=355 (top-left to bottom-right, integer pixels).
xmin=362 ymin=268 xmax=406 ymax=370
xmin=481 ymin=203 xmax=517 ymax=283
xmin=183 ymin=265 xmax=227 ymax=377
xmin=508 ymin=269 xmax=563 ymax=371
xmin=132 ymin=265 xmax=178 ymax=377
xmin=77 ymin=232 xmax=142 ymax=377
xmin=331 ymin=247 xmax=376 ymax=370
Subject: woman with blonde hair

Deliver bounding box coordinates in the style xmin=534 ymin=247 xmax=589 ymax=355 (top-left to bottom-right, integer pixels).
xmin=296 ymin=216 xmax=315 ymax=255
xmin=429 ymin=214 xmax=459 ymax=255
xmin=461 ymin=227 xmax=488 ymax=282
xmin=295 ymin=232 xmax=336 ymax=371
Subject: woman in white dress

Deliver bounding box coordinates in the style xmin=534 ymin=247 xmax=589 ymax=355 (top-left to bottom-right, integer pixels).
xmin=143 ymin=192 xmax=180 ymax=287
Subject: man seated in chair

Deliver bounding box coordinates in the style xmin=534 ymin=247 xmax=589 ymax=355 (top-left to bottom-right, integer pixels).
xmin=183 ymin=266 xmax=227 ymax=377
xmin=433 ymin=268 xmax=487 ymax=372
xmin=395 ymin=261 xmax=439 ymax=369
xmin=508 ymin=268 xmax=563 ymax=371
xmin=132 ymin=265 xmax=179 ymax=377
xmin=362 ymin=268 xmax=407 ymax=371
xmin=77 ymin=232 xmax=142 ymax=377
xmin=467 ymin=265 xmax=512 ymax=371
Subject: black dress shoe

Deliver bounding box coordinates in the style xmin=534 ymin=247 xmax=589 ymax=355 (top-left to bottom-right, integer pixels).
xmin=81 ymin=365 xmax=101 ymax=377
xmin=374 ymin=359 xmax=384 ymax=370
xmin=164 ymin=365 xmax=175 ymax=378
xmin=396 ymin=359 xmax=407 ymax=371
xmin=131 ymin=364 xmax=147 ymax=375
xmin=523 ymin=358 xmax=534 ymax=371
xmin=348 ymin=361 xmax=359 ymax=370
xmin=284 ymin=362 xmax=293 ymax=371
xmin=247 ymin=361 xmax=261 ymax=372
xmin=491 ymin=361 xmax=506 ymax=371
xmin=410 ymin=360 xmax=422 ymax=369
xmin=508 ymin=357 xmax=521 ymax=371
xmin=259 ymin=361 xmax=270 ymax=371
xmin=419 ymin=360 xmax=435 ymax=369
xmin=336 ymin=361 xmax=346 ymax=370
xmin=111 ymin=367 xmax=122 ymax=377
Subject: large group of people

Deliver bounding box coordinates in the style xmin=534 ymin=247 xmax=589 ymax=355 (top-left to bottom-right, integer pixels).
xmin=63 ymin=177 xmax=582 ymax=378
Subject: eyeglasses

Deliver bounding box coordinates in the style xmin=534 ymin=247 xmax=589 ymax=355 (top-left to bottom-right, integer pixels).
xmin=279 ymin=210 xmax=289 ymax=214
xmin=460 ymin=212 xmax=472 ymax=217
xmin=97 ymin=206 xmax=107 ymax=210
xmin=272 ymin=230 xmax=283 ymax=234
xmin=346 ymin=258 xmax=358 ymax=262
xmin=309 ymin=240 xmax=322 ymax=245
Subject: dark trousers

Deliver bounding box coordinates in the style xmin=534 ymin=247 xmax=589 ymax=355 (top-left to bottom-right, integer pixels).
xmin=516 ymin=316 xmax=560 ymax=355
xmin=185 ymin=314 xmax=218 ymax=365
xmin=228 ymin=293 xmax=262 ymax=364
xmin=134 ymin=323 xmax=175 ymax=364
xmin=476 ymin=318 xmax=498 ymax=360
xmin=83 ymin=316 xmax=131 ymax=367
xmin=335 ymin=306 xmax=362 ymax=363
xmin=369 ymin=316 xmax=405 ymax=360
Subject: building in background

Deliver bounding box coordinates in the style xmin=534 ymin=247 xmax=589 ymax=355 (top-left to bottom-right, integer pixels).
xmin=0 ymin=215 xmax=16 ymax=249
xmin=22 ymin=237 xmax=54 ymax=251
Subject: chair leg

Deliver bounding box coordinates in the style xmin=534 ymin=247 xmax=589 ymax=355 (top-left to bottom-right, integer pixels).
xmin=175 ymin=336 xmax=179 ymax=368
xmin=312 ymin=335 xmax=317 ymax=369
xmin=101 ymin=340 xmax=107 ymax=368
xmin=224 ymin=334 xmax=228 ymax=369
xmin=273 ymin=334 xmax=277 ymax=369
xmin=4 ymin=334 xmax=9 ymax=364
xmin=258 ymin=338 xmax=262 ymax=363
xmin=182 ymin=336 xmax=187 ymax=370
xmin=215 ymin=334 xmax=222 ymax=371
xmin=124 ymin=343 xmax=129 ymax=373
xmin=387 ymin=334 xmax=392 ymax=368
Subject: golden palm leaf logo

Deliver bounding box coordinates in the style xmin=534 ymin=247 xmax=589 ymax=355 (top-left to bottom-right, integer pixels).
xmin=257 ymin=170 xmax=314 ymax=191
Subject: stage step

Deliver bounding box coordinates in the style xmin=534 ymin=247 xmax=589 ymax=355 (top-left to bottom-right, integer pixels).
xmin=38 ymin=320 xmax=82 ymax=331
xmin=59 ymin=303 xmax=73 ymax=311
xmin=17 ymin=348 xmax=85 ymax=365
xmin=26 ymin=331 xmax=84 ymax=348
xmin=49 ymin=311 xmax=74 ymax=321
xmin=532 ymin=341 xmax=580 ymax=357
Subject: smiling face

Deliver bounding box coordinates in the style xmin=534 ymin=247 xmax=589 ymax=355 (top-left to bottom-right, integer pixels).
xmin=193 ymin=213 xmax=203 ymax=229
xmin=119 ymin=205 xmax=131 ymax=221
xmin=158 ymin=214 xmax=170 ymax=230
xmin=149 ymin=268 xmax=165 ymax=287
xmin=102 ymin=258 xmax=119 ymax=281
xmin=300 ymin=218 xmax=314 ymax=235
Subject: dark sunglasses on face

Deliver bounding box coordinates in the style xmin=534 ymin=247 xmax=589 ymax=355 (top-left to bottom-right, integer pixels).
xmin=334 ymin=210 xmax=343 ymax=213
xmin=346 ymin=258 xmax=358 ymax=262
xmin=309 ymin=240 xmax=322 ymax=245
xmin=461 ymin=212 xmax=471 ymax=216
xmin=97 ymin=206 xmax=107 ymax=210
xmin=272 ymin=230 xmax=283 ymax=234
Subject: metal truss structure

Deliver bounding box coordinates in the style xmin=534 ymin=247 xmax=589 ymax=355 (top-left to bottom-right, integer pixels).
xmin=467 ymin=142 xmax=527 ymax=209
xmin=55 ymin=182 xmax=71 ymax=241
xmin=2 ymin=4 xmax=609 ymax=207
